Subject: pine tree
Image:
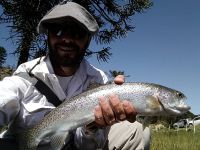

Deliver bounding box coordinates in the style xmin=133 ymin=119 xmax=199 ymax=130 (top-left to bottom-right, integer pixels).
xmin=0 ymin=0 xmax=152 ymax=66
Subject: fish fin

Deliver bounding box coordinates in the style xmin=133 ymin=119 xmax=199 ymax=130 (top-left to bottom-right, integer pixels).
xmin=36 ymin=128 xmax=57 ymax=148
xmin=35 ymin=115 xmax=94 ymax=149
xmin=50 ymin=132 xmax=69 ymax=150
xmin=146 ymin=95 xmax=162 ymax=112
xmin=36 ymin=131 xmax=69 ymax=150
xmin=36 ymin=123 xmax=71 ymax=150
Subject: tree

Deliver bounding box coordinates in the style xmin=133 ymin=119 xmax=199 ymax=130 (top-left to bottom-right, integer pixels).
xmin=0 ymin=46 xmax=7 ymax=67
xmin=0 ymin=67 xmax=13 ymax=80
xmin=109 ymin=70 xmax=125 ymax=78
xmin=109 ymin=70 xmax=130 ymax=78
xmin=0 ymin=0 xmax=60 ymax=66
xmin=107 ymin=70 xmax=130 ymax=83
xmin=0 ymin=0 xmax=153 ymax=66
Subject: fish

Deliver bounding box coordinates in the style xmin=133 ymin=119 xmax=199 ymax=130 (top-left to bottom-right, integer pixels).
xmin=17 ymin=82 xmax=190 ymax=150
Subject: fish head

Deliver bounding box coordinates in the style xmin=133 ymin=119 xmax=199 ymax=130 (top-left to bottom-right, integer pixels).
xmin=156 ymin=86 xmax=191 ymax=116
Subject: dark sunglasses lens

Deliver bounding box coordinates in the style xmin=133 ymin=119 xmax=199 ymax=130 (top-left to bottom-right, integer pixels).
xmin=74 ymin=28 xmax=87 ymax=38
xmin=48 ymin=24 xmax=88 ymax=38
xmin=48 ymin=25 xmax=62 ymax=35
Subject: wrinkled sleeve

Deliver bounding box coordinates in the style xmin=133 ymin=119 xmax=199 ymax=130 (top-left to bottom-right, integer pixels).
xmin=0 ymin=76 xmax=26 ymax=128
xmin=74 ymin=127 xmax=109 ymax=149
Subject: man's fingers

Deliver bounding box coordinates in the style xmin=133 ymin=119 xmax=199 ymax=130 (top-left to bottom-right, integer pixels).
xmin=95 ymin=96 xmax=138 ymax=128
xmin=94 ymin=106 xmax=106 ymax=127
xmin=99 ymin=96 xmax=115 ymax=125
xmin=123 ymin=100 xmax=137 ymax=123
xmin=109 ymin=95 xmax=126 ymax=121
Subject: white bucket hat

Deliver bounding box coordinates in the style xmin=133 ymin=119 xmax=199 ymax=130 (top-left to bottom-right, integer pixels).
xmin=37 ymin=2 xmax=99 ymax=35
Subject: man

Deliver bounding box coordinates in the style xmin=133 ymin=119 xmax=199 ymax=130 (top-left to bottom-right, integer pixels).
xmin=0 ymin=2 xmax=150 ymax=150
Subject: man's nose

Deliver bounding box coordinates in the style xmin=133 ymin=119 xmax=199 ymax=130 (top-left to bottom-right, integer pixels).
xmin=60 ymin=31 xmax=74 ymax=43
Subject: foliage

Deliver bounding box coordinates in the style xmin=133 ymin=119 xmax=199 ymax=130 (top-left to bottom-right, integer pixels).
xmin=137 ymin=111 xmax=196 ymax=128
xmin=0 ymin=0 xmax=153 ymax=66
xmin=106 ymin=70 xmax=130 ymax=83
xmin=0 ymin=46 xmax=7 ymax=67
xmin=0 ymin=0 xmax=60 ymax=66
xmin=109 ymin=70 xmax=125 ymax=78
xmin=151 ymin=126 xmax=200 ymax=150
xmin=0 ymin=67 xmax=13 ymax=80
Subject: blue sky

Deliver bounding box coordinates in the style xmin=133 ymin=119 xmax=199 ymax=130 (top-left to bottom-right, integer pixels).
xmin=0 ymin=0 xmax=200 ymax=115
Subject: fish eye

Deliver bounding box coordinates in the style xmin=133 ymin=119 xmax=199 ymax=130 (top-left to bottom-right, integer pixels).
xmin=176 ymin=92 xmax=184 ymax=98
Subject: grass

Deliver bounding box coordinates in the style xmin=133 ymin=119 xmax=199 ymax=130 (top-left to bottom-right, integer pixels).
xmin=150 ymin=125 xmax=200 ymax=150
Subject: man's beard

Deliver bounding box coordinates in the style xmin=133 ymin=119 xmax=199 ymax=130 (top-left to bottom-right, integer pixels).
xmin=48 ymin=41 xmax=86 ymax=68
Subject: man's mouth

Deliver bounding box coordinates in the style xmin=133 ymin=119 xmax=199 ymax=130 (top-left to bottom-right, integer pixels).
xmin=57 ymin=45 xmax=75 ymax=52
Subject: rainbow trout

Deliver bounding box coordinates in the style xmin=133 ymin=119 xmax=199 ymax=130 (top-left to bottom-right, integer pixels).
xmin=18 ymin=82 xmax=190 ymax=149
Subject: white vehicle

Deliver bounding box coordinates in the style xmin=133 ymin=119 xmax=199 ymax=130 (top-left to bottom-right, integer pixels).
xmin=188 ymin=116 xmax=200 ymax=127
xmin=173 ymin=119 xmax=189 ymax=128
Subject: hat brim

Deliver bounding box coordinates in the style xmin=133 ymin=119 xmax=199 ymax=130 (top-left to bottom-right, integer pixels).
xmin=37 ymin=2 xmax=99 ymax=36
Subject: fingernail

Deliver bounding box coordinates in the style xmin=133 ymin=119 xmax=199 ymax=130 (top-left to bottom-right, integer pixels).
xmin=119 ymin=114 xmax=126 ymax=120
xmin=100 ymin=98 xmax=106 ymax=103
xmin=123 ymin=101 xmax=129 ymax=107
xmin=96 ymin=116 xmax=102 ymax=121
xmin=95 ymin=106 xmax=100 ymax=111
xmin=109 ymin=119 xmax=115 ymax=125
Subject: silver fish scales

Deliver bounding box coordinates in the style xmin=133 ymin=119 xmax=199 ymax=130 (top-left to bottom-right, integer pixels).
xmin=18 ymin=82 xmax=190 ymax=149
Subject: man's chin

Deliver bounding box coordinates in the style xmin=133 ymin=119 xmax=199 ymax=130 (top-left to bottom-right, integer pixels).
xmin=60 ymin=58 xmax=82 ymax=67
xmin=49 ymin=51 xmax=84 ymax=68
xmin=61 ymin=63 xmax=79 ymax=67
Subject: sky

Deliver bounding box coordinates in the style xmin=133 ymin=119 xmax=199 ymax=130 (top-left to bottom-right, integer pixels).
xmin=0 ymin=0 xmax=200 ymax=114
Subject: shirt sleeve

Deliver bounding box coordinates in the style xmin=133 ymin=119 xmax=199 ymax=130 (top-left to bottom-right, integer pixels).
xmin=0 ymin=76 xmax=27 ymax=128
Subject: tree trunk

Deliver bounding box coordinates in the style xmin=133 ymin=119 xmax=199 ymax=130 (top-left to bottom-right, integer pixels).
xmin=17 ymin=47 xmax=30 ymax=67
xmin=17 ymin=34 xmax=32 ymax=67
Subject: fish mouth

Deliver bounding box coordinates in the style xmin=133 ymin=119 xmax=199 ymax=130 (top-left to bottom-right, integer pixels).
xmin=158 ymin=98 xmax=191 ymax=115
xmin=165 ymin=105 xmax=191 ymax=115
xmin=174 ymin=105 xmax=191 ymax=111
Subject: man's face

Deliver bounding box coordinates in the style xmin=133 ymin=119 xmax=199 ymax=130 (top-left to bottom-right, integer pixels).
xmin=47 ymin=19 xmax=90 ymax=68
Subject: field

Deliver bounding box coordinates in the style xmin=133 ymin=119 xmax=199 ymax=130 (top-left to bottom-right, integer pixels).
xmin=150 ymin=125 xmax=200 ymax=150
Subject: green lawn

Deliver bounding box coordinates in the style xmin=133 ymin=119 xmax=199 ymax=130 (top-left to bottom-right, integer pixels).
xmin=150 ymin=125 xmax=200 ymax=150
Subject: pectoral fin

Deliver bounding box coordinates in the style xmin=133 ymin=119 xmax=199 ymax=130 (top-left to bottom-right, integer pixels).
xmin=146 ymin=95 xmax=162 ymax=112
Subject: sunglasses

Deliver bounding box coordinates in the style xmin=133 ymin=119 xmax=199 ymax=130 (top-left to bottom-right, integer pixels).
xmin=47 ymin=22 xmax=89 ymax=39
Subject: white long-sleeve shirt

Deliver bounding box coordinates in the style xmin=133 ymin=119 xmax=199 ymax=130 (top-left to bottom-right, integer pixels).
xmin=0 ymin=56 xmax=108 ymax=149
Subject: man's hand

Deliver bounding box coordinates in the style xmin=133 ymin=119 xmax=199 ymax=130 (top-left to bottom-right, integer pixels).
xmin=94 ymin=75 xmax=137 ymax=127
